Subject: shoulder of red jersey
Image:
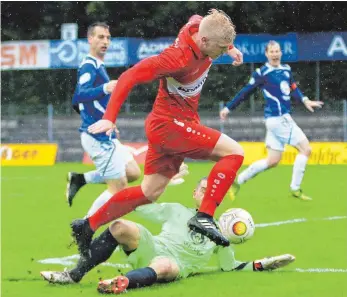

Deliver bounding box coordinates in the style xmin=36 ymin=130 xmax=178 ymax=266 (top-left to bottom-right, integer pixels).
xmin=181 ymin=14 xmax=203 ymax=38
xmin=157 ymin=46 xmax=189 ymax=68
xmin=188 ymin=14 xmax=203 ymax=23
xmin=161 ymin=15 xmax=203 ymax=65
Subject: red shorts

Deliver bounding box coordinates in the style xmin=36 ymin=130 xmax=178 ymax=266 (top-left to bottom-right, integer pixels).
xmin=144 ymin=115 xmax=221 ymax=178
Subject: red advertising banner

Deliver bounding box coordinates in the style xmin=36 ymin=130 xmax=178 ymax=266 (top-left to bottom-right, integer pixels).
xmin=1 ymin=41 xmax=49 ymax=70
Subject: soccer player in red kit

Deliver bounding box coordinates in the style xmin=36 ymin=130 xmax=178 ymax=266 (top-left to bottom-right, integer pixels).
xmin=72 ymin=9 xmax=244 ymax=255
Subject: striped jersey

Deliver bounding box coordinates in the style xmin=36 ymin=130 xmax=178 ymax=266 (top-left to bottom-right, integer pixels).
xmin=226 ymin=62 xmax=307 ymax=118
xmin=72 ymin=54 xmax=114 ymax=141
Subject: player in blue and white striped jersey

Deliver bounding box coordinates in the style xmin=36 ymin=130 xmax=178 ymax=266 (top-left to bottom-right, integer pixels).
xmin=220 ymin=41 xmax=323 ymax=201
xmin=66 ymin=22 xmax=141 ymax=215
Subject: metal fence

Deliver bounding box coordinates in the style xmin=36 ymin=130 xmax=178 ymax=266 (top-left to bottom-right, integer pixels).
xmin=2 ymin=100 xmax=347 ymax=142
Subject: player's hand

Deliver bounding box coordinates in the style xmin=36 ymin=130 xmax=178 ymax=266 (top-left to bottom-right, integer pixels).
xmin=105 ymin=80 xmax=118 ymax=93
xmin=228 ymin=47 xmax=243 ymax=66
xmin=220 ymin=107 xmax=230 ymax=121
xmin=303 ymin=99 xmax=324 ymax=112
xmin=88 ymin=119 xmax=115 ymax=135
xmin=114 ymin=125 xmax=120 ymax=139
xmin=107 ymin=125 xmax=120 ymax=138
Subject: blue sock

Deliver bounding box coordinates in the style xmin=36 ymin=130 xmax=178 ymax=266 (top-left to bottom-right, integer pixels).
xmin=84 ymin=170 xmax=105 ymax=184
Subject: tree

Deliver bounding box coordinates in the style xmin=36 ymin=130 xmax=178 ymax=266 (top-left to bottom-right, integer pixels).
xmin=1 ymin=2 xmax=347 ymax=115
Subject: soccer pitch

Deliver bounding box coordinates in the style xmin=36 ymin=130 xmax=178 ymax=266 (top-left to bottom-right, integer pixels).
xmin=2 ymin=163 xmax=347 ymax=297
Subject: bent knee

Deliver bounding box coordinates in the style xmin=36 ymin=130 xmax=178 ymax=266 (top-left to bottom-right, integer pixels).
xmin=224 ymin=140 xmax=244 ymax=157
xmin=150 ymin=258 xmax=179 ymax=281
xmin=232 ymin=142 xmax=244 ymax=157
xmin=127 ymin=170 xmax=141 ymax=183
xmin=107 ymin=178 xmax=128 ymax=194
xmin=141 ymin=185 xmax=166 ymax=202
xmin=126 ymin=162 xmax=142 ymax=182
xmin=267 ymin=158 xmax=280 ymax=168
xmin=109 ymin=220 xmax=140 ymax=250
xmin=301 ymin=146 xmax=312 ymax=157
xmin=109 ymin=220 xmax=131 ymax=239
xmin=214 ymin=134 xmax=244 ymax=158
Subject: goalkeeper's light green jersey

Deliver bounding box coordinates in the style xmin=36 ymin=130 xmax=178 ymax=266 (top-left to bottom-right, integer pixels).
xmin=135 ymin=203 xmax=240 ymax=277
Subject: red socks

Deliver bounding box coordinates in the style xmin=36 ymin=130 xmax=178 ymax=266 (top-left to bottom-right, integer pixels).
xmin=199 ymin=154 xmax=244 ymax=217
xmin=89 ymin=185 xmax=151 ymax=231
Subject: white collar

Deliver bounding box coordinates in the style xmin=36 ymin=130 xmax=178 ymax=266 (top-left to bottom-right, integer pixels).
xmin=266 ymin=62 xmax=278 ymax=69
xmin=265 ymin=62 xmax=288 ymax=70
xmin=87 ymin=54 xmax=105 ymax=68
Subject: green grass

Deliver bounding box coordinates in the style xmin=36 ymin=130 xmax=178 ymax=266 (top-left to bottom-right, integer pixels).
xmin=2 ymin=163 xmax=347 ymax=297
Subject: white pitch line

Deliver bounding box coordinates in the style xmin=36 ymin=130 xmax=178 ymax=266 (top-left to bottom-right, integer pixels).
xmin=255 ymin=216 xmax=347 ymax=228
xmin=323 ymin=216 xmax=347 ymax=220
xmin=38 ymin=254 xmax=131 ymax=268
xmin=1 ymin=176 xmax=51 ymax=181
xmin=295 ymin=268 xmax=347 ymax=273
xmin=256 ymin=218 xmax=307 ymax=227
xmin=38 ymin=216 xmax=347 ymax=269
xmin=100 ymin=262 xmax=132 ymax=269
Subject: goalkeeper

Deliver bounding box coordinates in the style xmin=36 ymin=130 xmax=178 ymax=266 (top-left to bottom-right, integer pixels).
xmin=41 ymin=177 xmax=295 ymax=293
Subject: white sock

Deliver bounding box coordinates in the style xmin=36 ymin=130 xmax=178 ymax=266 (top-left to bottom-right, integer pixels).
xmin=290 ymin=154 xmax=308 ymax=191
xmin=86 ymin=190 xmax=113 ymax=217
xmin=237 ymin=159 xmax=268 ymax=185
xmin=84 ymin=170 xmax=105 ymax=184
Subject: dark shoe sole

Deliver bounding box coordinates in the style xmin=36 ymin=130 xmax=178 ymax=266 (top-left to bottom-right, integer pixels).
xmin=188 ymin=223 xmax=230 ymax=247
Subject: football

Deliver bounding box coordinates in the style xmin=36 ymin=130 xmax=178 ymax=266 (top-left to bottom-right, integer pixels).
xmin=218 ymin=208 xmax=255 ymax=244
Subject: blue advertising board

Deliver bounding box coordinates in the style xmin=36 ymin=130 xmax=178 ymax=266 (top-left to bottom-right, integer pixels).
xmin=50 ymin=40 xmax=79 ymax=68
xmin=50 ymin=38 xmax=128 ymax=68
xmin=128 ymin=37 xmax=175 ymax=65
xmin=215 ymin=33 xmax=298 ymax=64
xmin=298 ymin=32 xmax=347 ymax=61
xmin=128 ymin=33 xmax=298 ymax=65
xmin=2 ymin=32 xmax=346 ymax=70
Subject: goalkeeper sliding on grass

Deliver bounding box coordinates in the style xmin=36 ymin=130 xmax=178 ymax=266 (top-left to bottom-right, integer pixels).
xmin=41 ymin=177 xmax=295 ymax=294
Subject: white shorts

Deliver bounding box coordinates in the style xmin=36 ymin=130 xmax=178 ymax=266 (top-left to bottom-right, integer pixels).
xmin=81 ymin=132 xmax=134 ymax=180
xmin=265 ymin=114 xmax=307 ymax=152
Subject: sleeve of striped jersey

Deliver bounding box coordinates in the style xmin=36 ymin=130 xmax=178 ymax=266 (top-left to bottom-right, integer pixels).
xmin=103 ymin=47 xmax=188 ymax=123
xmin=225 ymin=70 xmax=263 ymax=110
xmin=73 ymin=64 xmax=106 ymax=104
xmin=289 ymin=71 xmax=306 ymax=102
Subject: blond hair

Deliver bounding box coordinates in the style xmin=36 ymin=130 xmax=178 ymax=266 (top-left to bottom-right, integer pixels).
xmin=265 ymin=40 xmax=281 ymax=52
xmin=199 ymin=9 xmax=236 ymax=44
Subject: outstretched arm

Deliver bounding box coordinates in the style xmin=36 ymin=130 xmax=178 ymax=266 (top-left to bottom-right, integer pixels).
xmin=227 ymin=46 xmax=243 ymax=67
xmin=88 ymin=47 xmax=187 ymax=135
xmin=220 ymin=70 xmax=263 ymax=120
xmin=290 ymin=72 xmax=324 ymax=112
xmin=216 ymin=246 xmax=296 ymax=272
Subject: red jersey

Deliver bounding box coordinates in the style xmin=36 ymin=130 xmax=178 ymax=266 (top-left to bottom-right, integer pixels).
xmin=103 ymin=15 xmax=212 ymax=123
